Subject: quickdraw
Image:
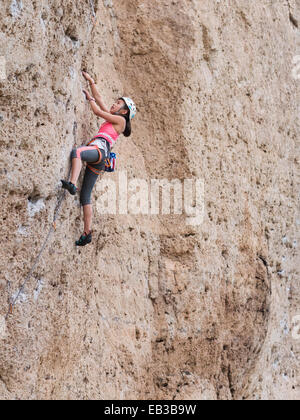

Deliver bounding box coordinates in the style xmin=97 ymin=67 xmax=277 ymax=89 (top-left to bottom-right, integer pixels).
xmin=105 ymin=152 xmax=116 ymax=172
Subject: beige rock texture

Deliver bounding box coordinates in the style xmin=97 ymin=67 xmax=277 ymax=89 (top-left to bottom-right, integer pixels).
xmin=0 ymin=0 xmax=299 ymax=400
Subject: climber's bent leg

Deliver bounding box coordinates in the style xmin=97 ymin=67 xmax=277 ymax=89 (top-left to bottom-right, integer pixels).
xmin=70 ymin=146 xmax=101 ymax=186
xmin=70 ymin=146 xmax=101 ymax=162
xmin=79 ymin=146 xmax=105 ymax=207
xmin=70 ymin=158 xmax=82 ymax=186
xmin=72 ymin=147 xmax=105 ymax=247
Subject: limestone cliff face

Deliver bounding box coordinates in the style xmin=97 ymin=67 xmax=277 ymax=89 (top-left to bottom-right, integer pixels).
xmin=0 ymin=0 xmax=299 ymax=400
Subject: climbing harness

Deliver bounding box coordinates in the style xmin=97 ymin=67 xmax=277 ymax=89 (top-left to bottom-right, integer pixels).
xmin=86 ymin=151 xmax=116 ymax=175
xmin=86 ymin=137 xmax=117 ymax=175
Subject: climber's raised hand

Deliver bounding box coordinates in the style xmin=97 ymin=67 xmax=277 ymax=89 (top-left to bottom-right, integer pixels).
xmin=82 ymin=71 xmax=95 ymax=84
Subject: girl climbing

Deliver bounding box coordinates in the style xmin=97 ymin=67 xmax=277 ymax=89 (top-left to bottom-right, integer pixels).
xmin=61 ymin=70 xmax=136 ymax=246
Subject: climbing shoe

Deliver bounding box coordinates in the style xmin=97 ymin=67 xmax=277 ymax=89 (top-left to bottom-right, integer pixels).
xmin=75 ymin=231 xmax=92 ymax=247
xmin=61 ymin=180 xmax=77 ymax=195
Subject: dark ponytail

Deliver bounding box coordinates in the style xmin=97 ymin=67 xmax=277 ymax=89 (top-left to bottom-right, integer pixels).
xmin=119 ymin=99 xmax=131 ymax=137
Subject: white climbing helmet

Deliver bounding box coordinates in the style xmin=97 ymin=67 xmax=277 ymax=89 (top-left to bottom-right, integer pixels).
xmin=121 ymin=97 xmax=136 ymax=120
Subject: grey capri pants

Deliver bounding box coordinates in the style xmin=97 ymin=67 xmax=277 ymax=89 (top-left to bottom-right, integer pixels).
xmin=70 ymin=139 xmax=110 ymax=206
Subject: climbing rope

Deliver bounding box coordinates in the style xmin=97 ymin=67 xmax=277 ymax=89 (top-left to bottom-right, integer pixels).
xmin=89 ymin=0 xmax=96 ymax=18
xmin=5 ymin=167 xmax=71 ymax=320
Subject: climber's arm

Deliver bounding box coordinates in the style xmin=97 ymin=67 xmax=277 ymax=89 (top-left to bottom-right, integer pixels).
xmin=82 ymin=70 xmax=110 ymax=112
xmin=83 ymin=89 xmax=123 ymax=125
xmin=90 ymin=84 xmax=110 ymax=113
xmin=90 ymin=103 xmax=125 ymax=125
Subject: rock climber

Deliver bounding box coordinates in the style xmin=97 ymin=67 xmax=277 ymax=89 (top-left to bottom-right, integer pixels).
xmin=61 ymin=70 xmax=136 ymax=246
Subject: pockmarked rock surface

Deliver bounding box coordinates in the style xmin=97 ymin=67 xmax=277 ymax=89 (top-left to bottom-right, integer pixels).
xmin=0 ymin=0 xmax=299 ymax=400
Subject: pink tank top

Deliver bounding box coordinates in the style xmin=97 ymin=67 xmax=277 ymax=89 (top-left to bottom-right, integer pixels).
xmin=93 ymin=121 xmax=120 ymax=147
